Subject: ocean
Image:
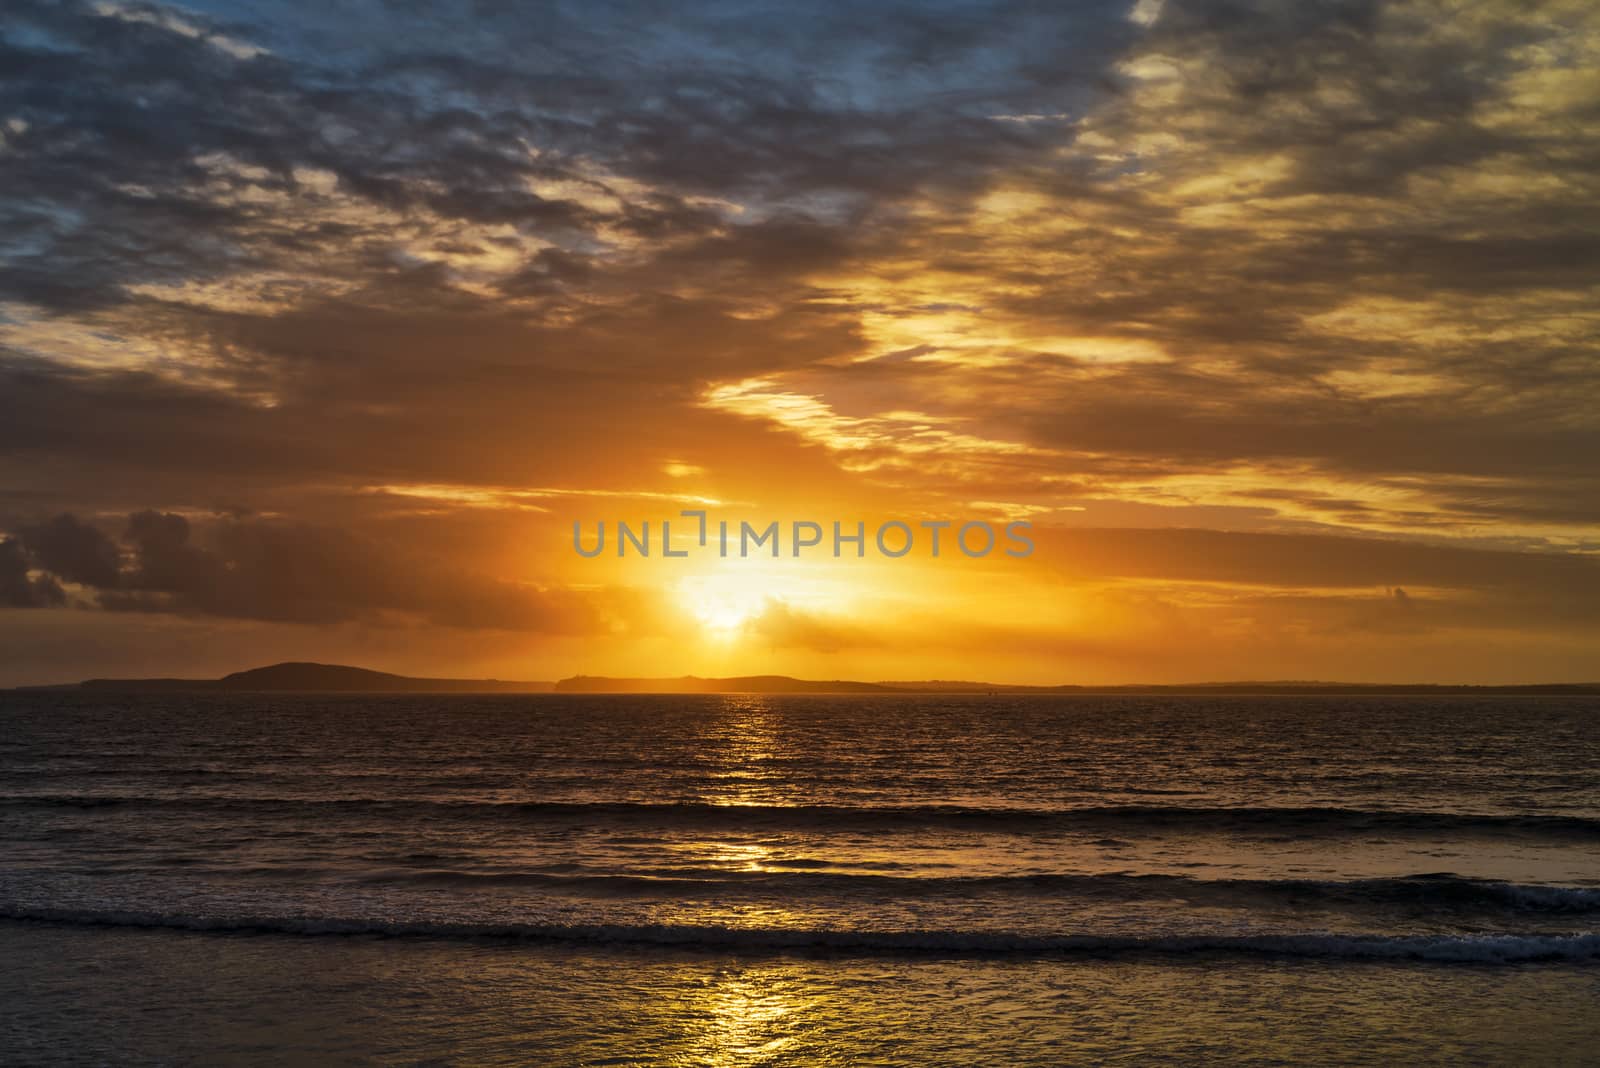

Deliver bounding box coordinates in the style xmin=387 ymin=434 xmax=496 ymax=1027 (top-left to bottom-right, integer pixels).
xmin=2 ymin=693 xmax=1597 ymax=1065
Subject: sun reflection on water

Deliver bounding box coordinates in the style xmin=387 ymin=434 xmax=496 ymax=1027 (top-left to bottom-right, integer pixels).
xmin=705 ymin=696 xmax=786 ymax=809
xmin=680 ymin=968 xmax=828 ymax=1067
xmin=684 ymin=840 xmax=774 ymax=872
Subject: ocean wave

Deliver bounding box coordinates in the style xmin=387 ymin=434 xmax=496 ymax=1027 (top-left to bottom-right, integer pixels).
xmin=339 ymin=869 xmax=1600 ymax=913
xmin=17 ymin=862 xmax=1595 ymax=915
xmin=4 ymin=795 xmax=1599 ymax=837
xmin=2 ymin=905 xmax=1597 ymax=962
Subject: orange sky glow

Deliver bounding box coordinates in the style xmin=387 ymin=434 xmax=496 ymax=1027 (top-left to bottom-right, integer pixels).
xmin=2 ymin=0 xmax=1598 ymax=685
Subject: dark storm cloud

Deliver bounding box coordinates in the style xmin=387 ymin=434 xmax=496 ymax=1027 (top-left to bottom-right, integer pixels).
xmin=0 ymin=536 xmax=65 ymax=607
xmin=3 ymin=508 xmax=619 ymax=631
xmin=123 ymin=508 xmax=214 ymax=593
xmin=19 ymin=512 xmax=123 ymax=588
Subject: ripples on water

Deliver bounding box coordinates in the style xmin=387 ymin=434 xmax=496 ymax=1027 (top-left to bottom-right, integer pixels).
xmin=2 ymin=693 xmax=1597 ymax=1063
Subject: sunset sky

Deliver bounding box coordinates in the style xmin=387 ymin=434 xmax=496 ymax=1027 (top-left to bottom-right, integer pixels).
xmin=2 ymin=0 xmax=1598 ymax=685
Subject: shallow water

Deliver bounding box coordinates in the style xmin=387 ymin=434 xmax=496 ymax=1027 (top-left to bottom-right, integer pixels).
xmin=7 ymin=925 xmax=1600 ymax=1067
xmin=2 ymin=692 xmax=1597 ymax=1063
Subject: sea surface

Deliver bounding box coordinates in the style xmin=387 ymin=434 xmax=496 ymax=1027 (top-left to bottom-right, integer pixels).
xmin=2 ymin=692 xmax=1598 ymax=1065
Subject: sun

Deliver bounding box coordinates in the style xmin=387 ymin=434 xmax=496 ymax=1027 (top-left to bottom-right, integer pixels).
xmin=679 ymin=573 xmax=770 ymax=635
xmin=673 ymin=559 xmax=877 ymax=645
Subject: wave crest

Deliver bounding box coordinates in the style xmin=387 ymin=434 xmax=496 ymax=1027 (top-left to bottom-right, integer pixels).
xmin=3 ymin=905 xmax=1597 ymax=963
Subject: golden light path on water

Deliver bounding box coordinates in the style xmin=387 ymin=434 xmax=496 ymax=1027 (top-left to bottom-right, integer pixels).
xmin=688 ymin=967 xmax=825 ymax=1066
xmin=9 ymin=919 xmax=1599 ymax=1065
xmin=660 ymin=698 xmax=829 ymax=1067
xmin=5 ymin=693 xmax=1600 ymax=1063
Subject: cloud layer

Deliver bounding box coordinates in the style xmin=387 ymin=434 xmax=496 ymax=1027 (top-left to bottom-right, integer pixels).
xmin=1 ymin=0 xmax=1596 ymax=682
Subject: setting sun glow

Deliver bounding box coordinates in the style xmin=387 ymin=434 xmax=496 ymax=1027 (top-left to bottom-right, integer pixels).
xmin=681 ymin=574 xmax=770 ymax=635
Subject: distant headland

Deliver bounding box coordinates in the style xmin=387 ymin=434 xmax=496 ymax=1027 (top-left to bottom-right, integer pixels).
xmin=10 ymin=662 xmax=1600 ymax=695
xmin=38 ymin=662 xmax=554 ymax=694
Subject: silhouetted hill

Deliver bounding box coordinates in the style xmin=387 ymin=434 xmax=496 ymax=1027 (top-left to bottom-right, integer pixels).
xmin=70 ymin=661 xmax=552 ymax=693
xmin=15 ymin=663 xmax=1598 ymax=695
